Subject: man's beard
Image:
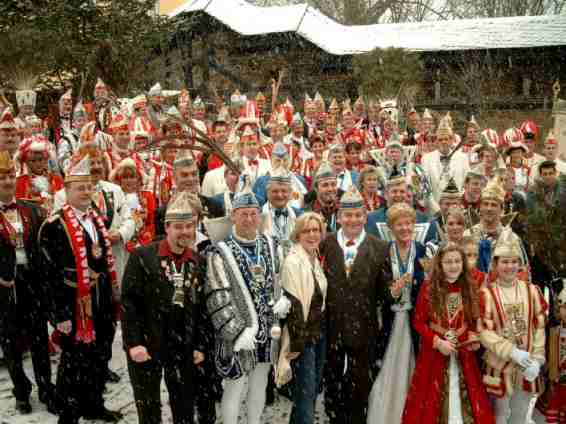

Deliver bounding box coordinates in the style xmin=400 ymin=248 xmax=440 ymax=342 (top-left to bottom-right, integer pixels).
xmin=177 ymin=237 xmax=192 ymax=248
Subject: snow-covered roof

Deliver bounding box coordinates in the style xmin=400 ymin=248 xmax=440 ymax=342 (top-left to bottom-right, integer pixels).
xmin=169 ymin=0 xmax=566 ymax=55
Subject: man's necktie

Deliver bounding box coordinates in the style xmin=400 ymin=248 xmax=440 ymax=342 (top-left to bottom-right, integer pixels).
xmin=249 ymin=159 xmax=258 ymax=167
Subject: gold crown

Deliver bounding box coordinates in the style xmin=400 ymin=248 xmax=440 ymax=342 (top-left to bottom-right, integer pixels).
xmin=481 ymin=176 xmax=505 ymax=203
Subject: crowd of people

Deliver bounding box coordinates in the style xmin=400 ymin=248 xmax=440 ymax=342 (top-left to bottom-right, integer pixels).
xmin=0 ymin=77 xmax=566 ymax=424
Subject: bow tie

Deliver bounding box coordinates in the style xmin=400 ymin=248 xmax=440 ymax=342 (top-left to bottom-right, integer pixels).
xmin=248 ymin=159 xmax=258 ymax=167
xmin=440 ymin=154 xmax=450 ymax=163
xmin=0 ymin=202 xmax=17 ymax=212
xmin=274 ymin=208 xmax=288 ymax=218
xmin=346 ymin=239 xmax=356 ymax=247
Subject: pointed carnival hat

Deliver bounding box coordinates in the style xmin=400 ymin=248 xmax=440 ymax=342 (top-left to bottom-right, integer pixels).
xmin=272 ymin=142 xmax=289 ymax=159
xmin=481 ymin=175 xmax=505 ymax=204
xmin=492 ymin=226 xmax=523 ymax=261
xmin=216 ymin=106 xmax=230 ymax=124
xmin=173 ymin=146 xmax=195 ymax=169
xmin=329 ymin=98 xmax=339 ymax=112
xmin=73 ymin=101 xmax=88 ymax=121
xmin=545 ymin=130 xmax=557 ymax=146
xmin=436 ymin=114 xmax=453 ymax=138
xmin=439 ymin=177 xmax=462 ymax=201
xmin=386 ymin=132 xmax=403 ymax=150
xmin=339 ymin=185 xmax=364 ymax=210
xmin=255 ymin=91 xmax=266 ymax=105
xmin=269 ymin=165 xmax=292 ymax=186
xmin=313 ymin=161 xmax=335 ymax=187
xmin=291 ymin=112 xmax=303 ymax=126
xmin=0 ymin=109 xmax=17 ymax=130
xmin=232 ymin=176 xmax=260 ymax=210
xmin=65 ymin=153 xmax=91 ymax=183
xmin=422 ymin=108 xmax=433 ymax=120
xmin=165 ymin=191 xmax=195 ymax=223
xmin=386 ymin=165 xmax=406 ymax=187
xmin=468 ymin=115 xmax=479 ymax=129
xmin=148 ymin=82 xmax=162 ymax=97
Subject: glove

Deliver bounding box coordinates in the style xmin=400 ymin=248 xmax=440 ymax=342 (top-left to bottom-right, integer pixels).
xmin=32 ymin=176 xmax=49 ymax=193
xmin=233 ymin=328 xmax=256 ymax=352
xmin=522 ymin=361 xmax=541 ymax=382
xmin=272 ymin=295 xmax=292 ymax=318
xmin=510 ymin=347 xmax=531 ymax=368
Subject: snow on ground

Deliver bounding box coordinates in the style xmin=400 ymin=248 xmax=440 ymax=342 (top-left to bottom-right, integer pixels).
xmin=0 ymin=326 xmax=329 ymax=423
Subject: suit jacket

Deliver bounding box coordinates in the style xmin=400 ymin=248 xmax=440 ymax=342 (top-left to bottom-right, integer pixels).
xmin=38 ymin=209 xmax=114 ymax=341
xmin=421 ymin=149 xmax=470 ymax=202
xmin=320 ymin=233 xmax=392 ymax=354
xmin=0 ymin=200 xmax=46 ymax=328
xmin=121 ymin=240 xmax=209 ymax=360
xmin=53 ymin=180 xmax=135 ymax=281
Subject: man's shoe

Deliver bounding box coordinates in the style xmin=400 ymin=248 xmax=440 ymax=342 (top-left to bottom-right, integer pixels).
xmin=15 ymin=399 xmax=32 ymax=414
xmin=84 ymin=407 xmax=123 ymax=422
xmin=105 ymin=369 xmax=121 ymax=383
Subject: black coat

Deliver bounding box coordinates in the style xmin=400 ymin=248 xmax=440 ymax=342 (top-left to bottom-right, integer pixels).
xmin=320 ymin=233 xmax=391 ymax=356
xmin=121 ymin=240 xmax=210 ymax=361
xmin=0 ymin=200 xmax=46 ymax=337
xmin=38 ymin=210 xmax=114 ymax=341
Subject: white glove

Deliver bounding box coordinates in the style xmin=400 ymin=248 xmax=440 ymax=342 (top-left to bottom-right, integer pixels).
xmin=272 ymin=295 xmax=292 ymax=318
xmin=233 ymin=327 xmax=256 ymax=352
xmin=522 ymin=361 xmax=541 ymax=382
xmin=510 ymin=347 xmax=531 ymax=368
xmin=32 ymin=176 xmax=49 ymax=193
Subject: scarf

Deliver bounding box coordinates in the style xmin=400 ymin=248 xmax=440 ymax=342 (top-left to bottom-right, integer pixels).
xmin=62 ymin=204 xmax=118 ymax=343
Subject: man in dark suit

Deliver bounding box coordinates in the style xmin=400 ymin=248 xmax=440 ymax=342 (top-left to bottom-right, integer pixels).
xmin=320 ymin=185 xmax=392 ymax=424
xmin=0 ymin=151 xmax=55 ymax=414
xmin=122 ymin=191 xmax=209 ymax=424
xmin=39 ymin=153 xmax=122 ymax=424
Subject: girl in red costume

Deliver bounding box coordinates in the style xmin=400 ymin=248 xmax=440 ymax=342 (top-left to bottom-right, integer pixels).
xmin=402 ymin=242 xmax=495 ymax=424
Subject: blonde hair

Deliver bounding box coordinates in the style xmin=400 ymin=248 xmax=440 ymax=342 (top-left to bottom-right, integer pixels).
xmin=290 ymin=212 xmax=326 ymax=243
xmin=386 ymin=202 xmax=416 ymax=227
xmin=358 ymin=165 xmax=380 ymax=190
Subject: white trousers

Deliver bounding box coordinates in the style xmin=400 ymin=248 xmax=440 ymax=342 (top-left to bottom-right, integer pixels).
xmin=494 ymin=388 xmax=536 ymax=424
xmin=221 ymin=363 xmax=271 ymax=424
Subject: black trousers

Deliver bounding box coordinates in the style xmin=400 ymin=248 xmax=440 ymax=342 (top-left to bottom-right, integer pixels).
xmin=127 ymin=353 xmax=195 ymax=424
xmin=0 ymin=283 xmax=52 ymax=402
xmin=324 ymin=345 xmax=372 ymax=424
xmin=56 ymin=333 xmax=109 ymax=423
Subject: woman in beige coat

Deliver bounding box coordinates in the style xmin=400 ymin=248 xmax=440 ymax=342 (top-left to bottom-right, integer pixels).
xmin=277 ymin=212 xmax=327 ymax=424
